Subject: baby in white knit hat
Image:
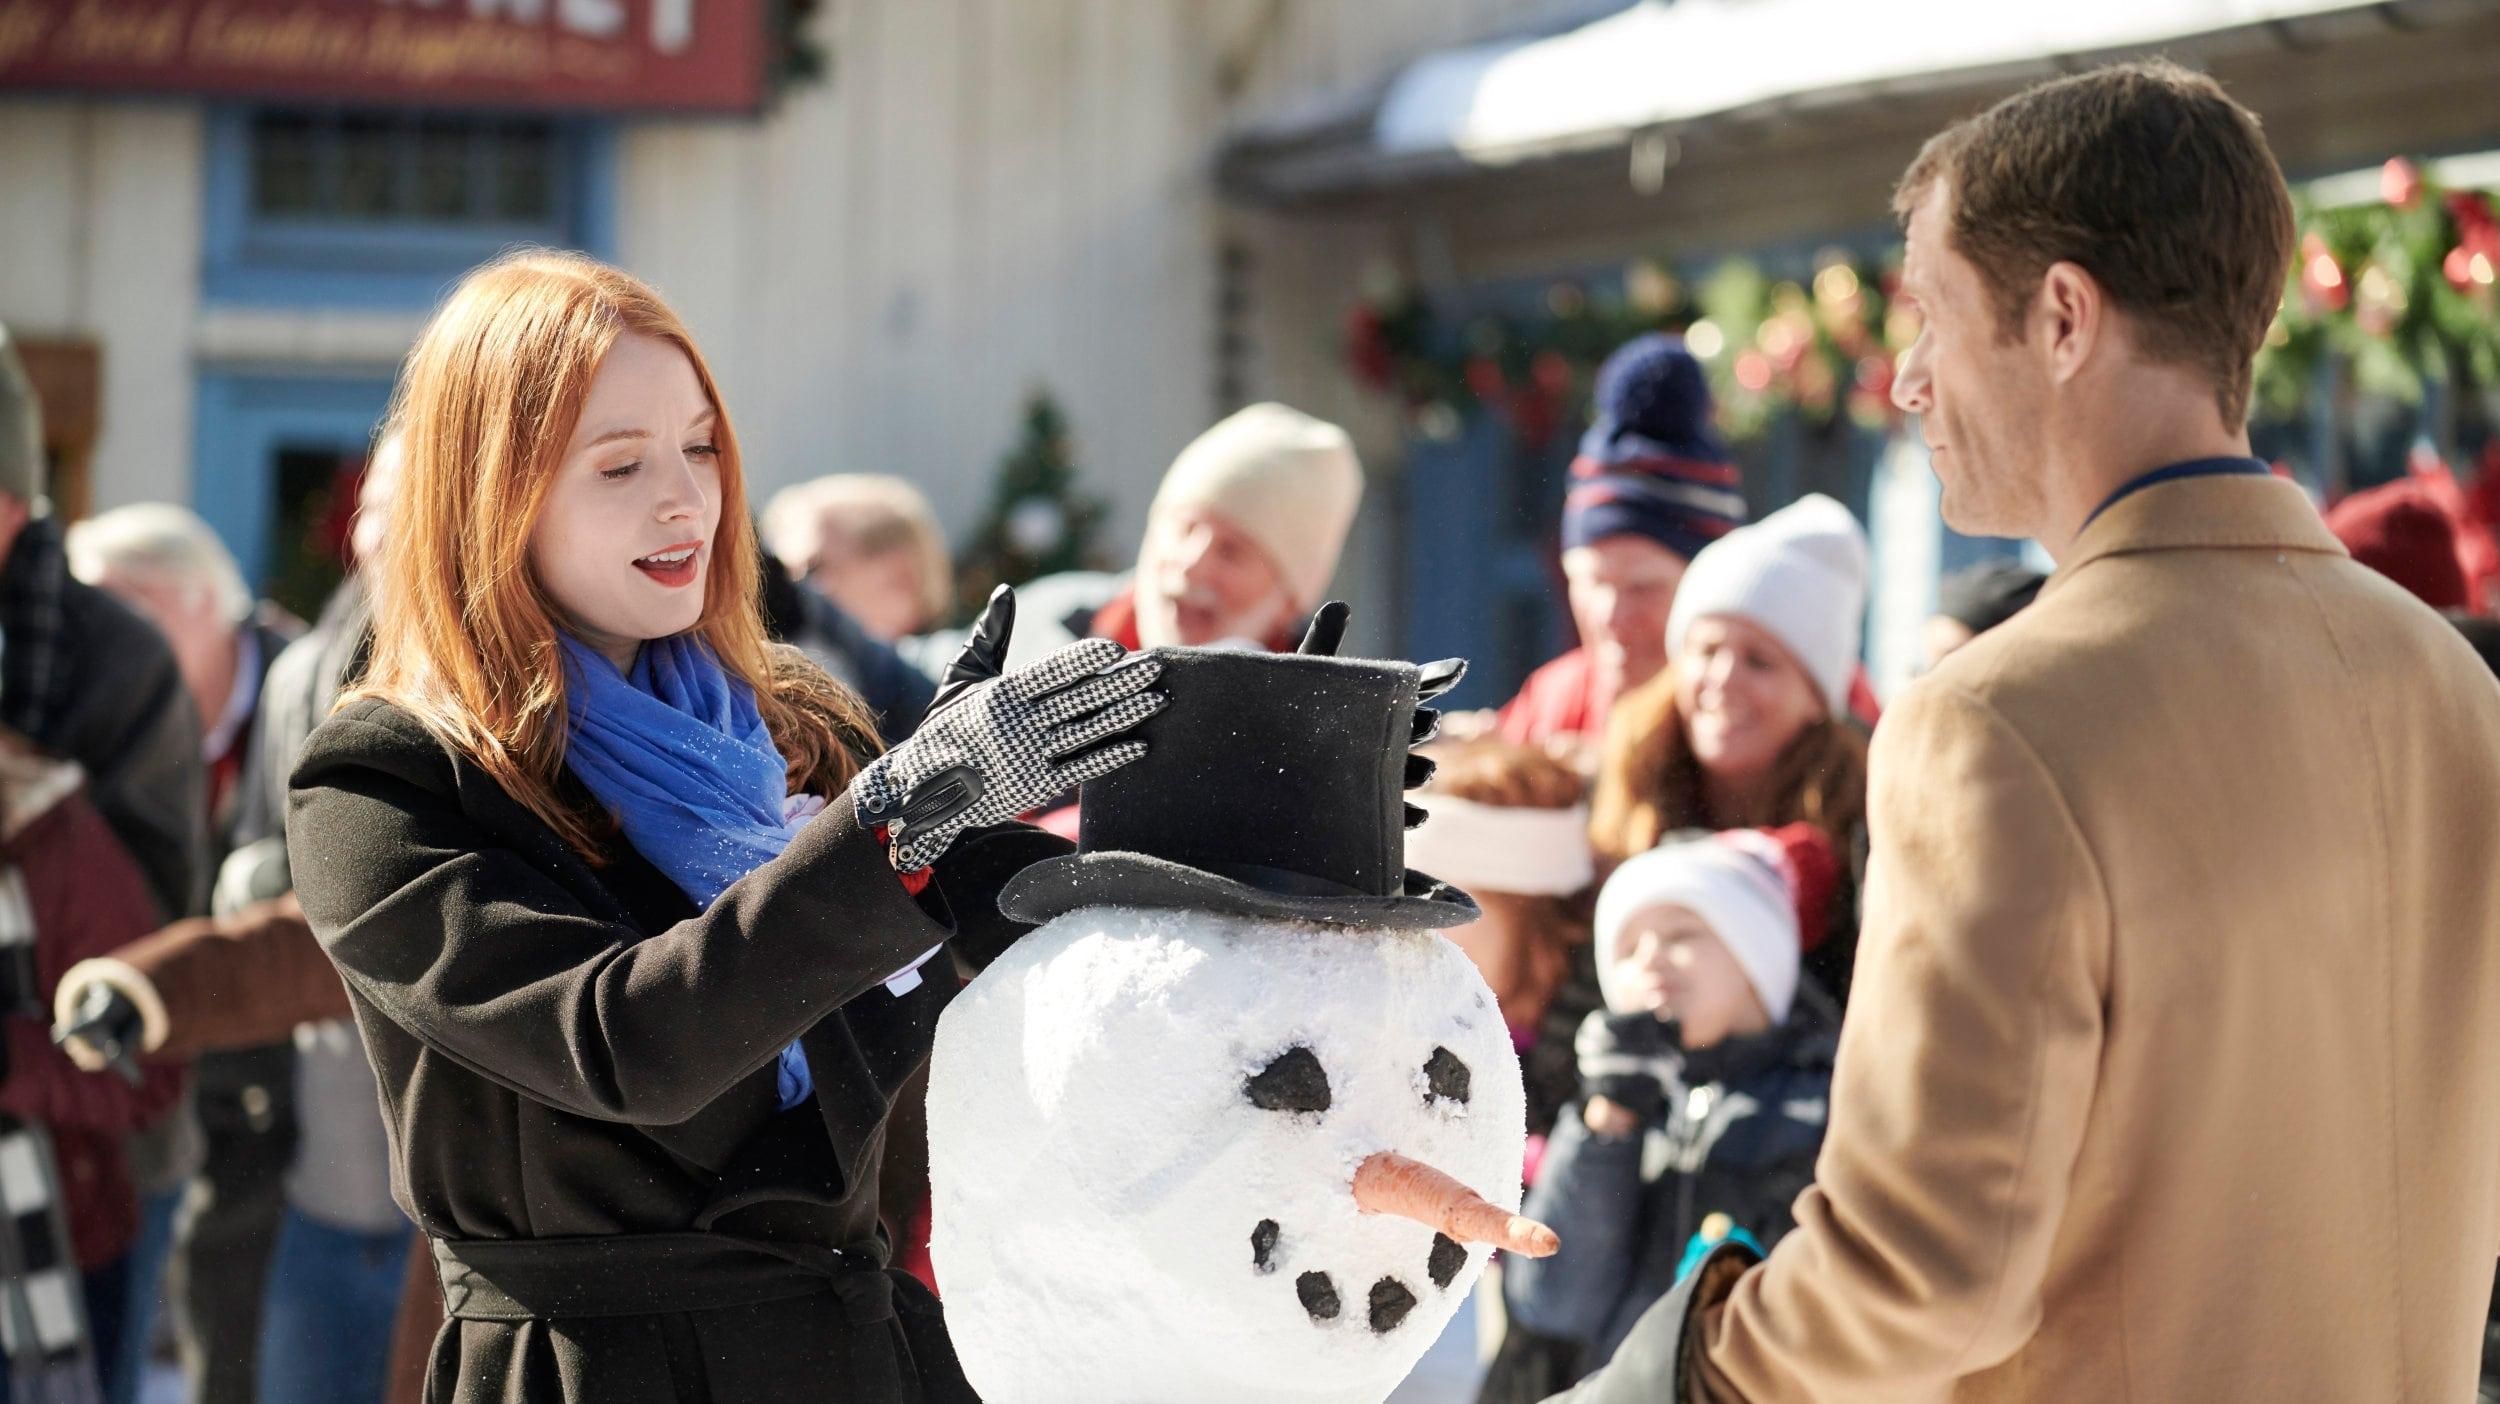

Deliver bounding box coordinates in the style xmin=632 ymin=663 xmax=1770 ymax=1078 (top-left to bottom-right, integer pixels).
xmin=1591 ymin=827 xmax=1823 ymax=1058
xmin=1504 ymin=824 xmax=1839 ymax=1363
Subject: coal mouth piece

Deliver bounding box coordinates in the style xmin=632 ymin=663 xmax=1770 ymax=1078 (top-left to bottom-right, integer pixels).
xmin=1367 ymin=1276 xmax=1417 ymax=1333
xmin=1265 ymin=1226 xmax=1472 ymax=1332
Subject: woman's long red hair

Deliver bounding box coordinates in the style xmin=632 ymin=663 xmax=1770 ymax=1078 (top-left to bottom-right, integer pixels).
xmin=350 ymin=249 xmax=880 ymax=858
xmin=1587 ymin=666 xmax=1867 ymax=868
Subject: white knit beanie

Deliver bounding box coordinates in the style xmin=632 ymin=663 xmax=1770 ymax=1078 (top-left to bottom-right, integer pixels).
xmin=1663 ymin=493 xmax=1869 ymax=715
xmin=1148 ymin=403 xmax=1363 ymax=610
xmin=1593 ymin=835 xmax=1800 ymax=1023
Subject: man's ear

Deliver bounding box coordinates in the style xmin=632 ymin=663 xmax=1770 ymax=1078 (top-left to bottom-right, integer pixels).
xmin=2037 ymin=261 xmax=2104 ymax=386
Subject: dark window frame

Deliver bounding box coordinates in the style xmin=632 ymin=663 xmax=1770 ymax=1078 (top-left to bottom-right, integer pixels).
xmin=204 ymin=104 xmax=616 ymax=308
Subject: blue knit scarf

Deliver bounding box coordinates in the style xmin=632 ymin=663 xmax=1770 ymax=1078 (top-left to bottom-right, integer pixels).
xmin=558 ymin=632 xmax=817 ymax=1109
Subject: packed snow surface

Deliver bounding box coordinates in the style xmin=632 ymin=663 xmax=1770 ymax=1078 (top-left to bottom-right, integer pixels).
xmin=929 ymin=906 xmax=1528 ymax=1403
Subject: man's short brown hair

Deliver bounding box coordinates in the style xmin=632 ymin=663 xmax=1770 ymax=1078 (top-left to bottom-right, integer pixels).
xmin=1894 ymin=60 xmax=2296 ymax=426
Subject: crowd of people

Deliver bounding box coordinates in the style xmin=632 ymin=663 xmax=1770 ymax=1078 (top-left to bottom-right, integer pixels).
xmin=0 ymin=57 xmax=2495 ymax=1404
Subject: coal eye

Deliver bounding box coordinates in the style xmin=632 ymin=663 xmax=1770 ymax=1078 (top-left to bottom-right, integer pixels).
xmin=1251 ymin=1219 xmax=1280 ymax=1274
xmin=1423 ymin=1046 xmax=1470 ymax=1106
xmin=1246 ymin=1045 xmax=1331 ymax=1114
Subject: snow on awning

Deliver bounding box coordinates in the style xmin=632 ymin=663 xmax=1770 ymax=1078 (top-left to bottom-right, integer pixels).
xmin=1219 ymin=0 xmax=2456 ymax=204
xmin=1374 ymin=0 xmax=2401 ymax=164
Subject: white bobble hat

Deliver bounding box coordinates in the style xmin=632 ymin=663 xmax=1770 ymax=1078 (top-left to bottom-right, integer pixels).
xmin=1663 ymin=493 xmax=1870 ymax=715
xmin=1594 ymin=834 xmax=1801 ymax=1023
xmin=1148 ymin=403 xmax=1364 ymax=611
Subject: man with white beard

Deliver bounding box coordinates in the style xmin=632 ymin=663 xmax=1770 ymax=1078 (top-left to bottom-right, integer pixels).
xmin=1089 ymin=402 xmax=1364 ymax=653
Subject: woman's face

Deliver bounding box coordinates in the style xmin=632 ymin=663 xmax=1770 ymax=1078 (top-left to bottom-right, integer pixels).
xmin=530 ymin=332 xmax=725 ymax=670
xmin=1613 ymin=902 xmax=1767 ymax=1049
xmin=1673 ymin=614 xmax=1825 ymax=790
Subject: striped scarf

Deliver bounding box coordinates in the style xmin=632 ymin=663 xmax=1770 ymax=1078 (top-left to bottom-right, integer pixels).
xmin=0 ymin=517 xmax=67 ymax=741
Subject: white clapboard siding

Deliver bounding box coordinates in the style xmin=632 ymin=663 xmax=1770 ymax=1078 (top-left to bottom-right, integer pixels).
xmin=615 ymin=0 xmax=1575 ymax=609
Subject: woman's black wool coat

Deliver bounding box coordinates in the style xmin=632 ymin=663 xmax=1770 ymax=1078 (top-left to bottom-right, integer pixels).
xmin=288 ymin=694 xmax=1060 ymax=1403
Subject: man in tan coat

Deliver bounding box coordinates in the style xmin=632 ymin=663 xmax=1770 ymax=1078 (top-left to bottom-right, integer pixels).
xmin=1553 ymin=61 xmax=2500 ymax=1403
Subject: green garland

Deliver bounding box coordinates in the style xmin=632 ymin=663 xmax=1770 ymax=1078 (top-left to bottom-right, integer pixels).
xmin=2256 ymin=160 xmax=2500 ymax=416
xmin=1345 ymin=158 xmax=2500 ymax=443
xmin=1345 ymin=251 xmax=1910 ymax=446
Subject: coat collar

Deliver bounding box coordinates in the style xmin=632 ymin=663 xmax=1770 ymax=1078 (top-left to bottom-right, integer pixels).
xmin=2045 ymin=473 xmax=2345 ymax=600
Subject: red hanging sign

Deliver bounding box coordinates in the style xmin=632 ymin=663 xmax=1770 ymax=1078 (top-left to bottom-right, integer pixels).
xmin=0 ymin=0 xmax=768 ymax=113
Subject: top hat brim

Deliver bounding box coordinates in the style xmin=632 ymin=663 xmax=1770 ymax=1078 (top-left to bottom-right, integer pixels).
xmin=998 ymin=851 xmax=1480 ymax=932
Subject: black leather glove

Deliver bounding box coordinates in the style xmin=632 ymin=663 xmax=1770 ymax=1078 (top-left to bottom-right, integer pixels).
xmin=54 ymin=981 xmax=144 ymax=1087
xmin=855 ymin=587 xmax=1163 ymax=870
xmin=1575 ymin=1008 xmax=1681 ymax=1125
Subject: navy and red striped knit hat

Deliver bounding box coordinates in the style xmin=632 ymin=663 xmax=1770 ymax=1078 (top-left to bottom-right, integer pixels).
xmin=1561 ymin=333 xmax=1746 ymax=560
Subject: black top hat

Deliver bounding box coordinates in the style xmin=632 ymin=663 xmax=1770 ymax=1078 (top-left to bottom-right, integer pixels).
xmin=998 ymin=605 xmax=1481 ymax=931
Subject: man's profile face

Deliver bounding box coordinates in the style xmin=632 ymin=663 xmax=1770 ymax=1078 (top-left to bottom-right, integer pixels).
xmin=809 ymin=537 xmax=934 ymax=644
xmin=1892 ymin=182 xmax=2052 ymax=540
xmin=1134 ymin=506 xmax=1298 ymax=649
xmin=93 ymin=566 xmax=234 ymax=730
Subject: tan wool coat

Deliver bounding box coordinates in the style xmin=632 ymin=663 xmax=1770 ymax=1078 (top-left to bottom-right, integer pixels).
xmin=1692 ymin=475 xmax=2500 ymax=1401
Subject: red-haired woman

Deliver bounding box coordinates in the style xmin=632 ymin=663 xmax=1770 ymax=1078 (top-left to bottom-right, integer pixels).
xmin=286 ymin=252 xmax=1161 ymax=1402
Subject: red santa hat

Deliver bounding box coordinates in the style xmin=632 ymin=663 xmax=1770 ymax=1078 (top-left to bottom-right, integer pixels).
xmin=2326 ymin=476 xmax=2471 ymax=613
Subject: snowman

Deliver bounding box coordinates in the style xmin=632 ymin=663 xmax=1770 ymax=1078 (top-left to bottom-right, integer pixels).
xmin=927 ymin=607 xmax=1557 ymax=1403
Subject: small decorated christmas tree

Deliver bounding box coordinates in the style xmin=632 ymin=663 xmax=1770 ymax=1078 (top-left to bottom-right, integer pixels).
xmin=954 ymin=391 xmax=1108 ymax=619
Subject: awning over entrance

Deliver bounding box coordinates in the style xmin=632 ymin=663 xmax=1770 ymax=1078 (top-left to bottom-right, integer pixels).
xmin=1220 ymin=0 xmax=2500 ymax=213
xmin=1383 ymin=0 xmax=2413 ymax=162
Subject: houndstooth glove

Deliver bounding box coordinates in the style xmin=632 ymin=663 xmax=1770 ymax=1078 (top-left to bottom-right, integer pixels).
xmin=853 ymin=587 xmax=1163 ymax=871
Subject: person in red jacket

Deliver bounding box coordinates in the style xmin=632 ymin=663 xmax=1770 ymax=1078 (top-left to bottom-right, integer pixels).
xmin=0 ymin=725 xmax=187 ymax=1394
xmin=1498 ymin=336 xmax=1748 ymax=760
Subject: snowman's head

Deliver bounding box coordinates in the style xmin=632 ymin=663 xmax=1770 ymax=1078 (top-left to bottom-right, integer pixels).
xmin=930 ymin=906 xmax=1533 ymax=1403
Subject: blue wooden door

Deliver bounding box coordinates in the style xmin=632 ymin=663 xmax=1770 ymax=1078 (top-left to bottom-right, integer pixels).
xmin=1399 ymin=408 xmax=1574 ymax=713
xmin=192 ymin=370 xmax=394 ymax=613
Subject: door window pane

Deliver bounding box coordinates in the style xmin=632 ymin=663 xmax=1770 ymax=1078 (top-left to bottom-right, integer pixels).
xmin=268 ymin=444 xmax=364 ymax=621
xmin=245 ymin=110 xmax=568 ymax=228
xmin=412 ymin=119 xmax=475 ymax=220
xmin=492 ymin=121 xmax=556 ymax=222
xmin=250 ymin=113 xmax=320 ymax=216
xmin=333 ymin=114 xmax=398 ymax=220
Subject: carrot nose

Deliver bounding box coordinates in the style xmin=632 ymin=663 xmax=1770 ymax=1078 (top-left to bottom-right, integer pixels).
xmin=1350 ymin=1151 xmax=1559 ymax=1258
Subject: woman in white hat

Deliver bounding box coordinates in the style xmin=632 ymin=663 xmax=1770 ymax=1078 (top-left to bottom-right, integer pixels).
xmin=1589 ymin=494 xmax=1870 ymax=1002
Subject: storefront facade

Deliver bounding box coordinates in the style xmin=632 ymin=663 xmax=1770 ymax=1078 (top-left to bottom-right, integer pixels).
xmin=1221 ymin=0 xmax=2500 ymax=702
xmin=0 ymin=0 xmax=742 ymax=615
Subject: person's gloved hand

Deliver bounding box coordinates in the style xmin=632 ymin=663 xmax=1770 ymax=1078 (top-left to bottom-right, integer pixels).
xmin=1575 ymin=1008 xmax=1681 ymax=1126
xmin=854 ymin=587 xmax=1163 ymax=871
xmin=52 ymin=967 xmax=151 ymax=1087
